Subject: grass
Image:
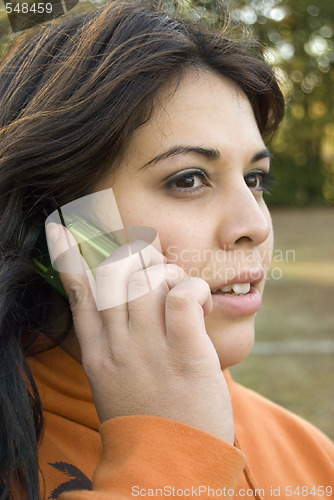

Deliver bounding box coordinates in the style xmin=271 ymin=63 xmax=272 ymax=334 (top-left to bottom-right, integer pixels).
xmin=230 ymin=207 xmax=334 ymax=441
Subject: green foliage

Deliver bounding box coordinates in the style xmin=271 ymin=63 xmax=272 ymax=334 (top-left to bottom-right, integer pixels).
xmin=0 ymin=5 xmax=13 ymax=57
xmin=0 ymin=0 xmax=333 ymax=205
xmin=198 ymin=0 xmax=334 ymax=206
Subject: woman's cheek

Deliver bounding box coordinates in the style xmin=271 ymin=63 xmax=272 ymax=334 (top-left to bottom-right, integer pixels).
xmin=164 ymin=246 xmax=206 ymax=279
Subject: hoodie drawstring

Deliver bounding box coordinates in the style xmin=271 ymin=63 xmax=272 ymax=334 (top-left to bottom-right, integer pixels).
xmin=234 ymin=436 xmax=264 ymax=500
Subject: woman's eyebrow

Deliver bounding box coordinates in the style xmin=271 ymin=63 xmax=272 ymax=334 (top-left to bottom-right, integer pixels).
xmin=251 ymin=148 xmax=272 ymax=163
xmin=139 ymin=145 xmax=220 ymax=169
xmin=139 ymin=145 xmax=271 ymax=170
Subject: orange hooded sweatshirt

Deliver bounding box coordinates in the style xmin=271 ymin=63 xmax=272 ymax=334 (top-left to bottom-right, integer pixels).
xmin=28 ymin=346 xmax=334 ymax=500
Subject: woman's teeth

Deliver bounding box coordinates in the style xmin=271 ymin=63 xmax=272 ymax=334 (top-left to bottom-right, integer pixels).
xmin=213 ymin=283 xmax=251 ymax=295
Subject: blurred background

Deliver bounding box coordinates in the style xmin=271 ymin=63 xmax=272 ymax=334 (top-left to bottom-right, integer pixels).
xmin=0 ymin=0 xmax=333 ymax=438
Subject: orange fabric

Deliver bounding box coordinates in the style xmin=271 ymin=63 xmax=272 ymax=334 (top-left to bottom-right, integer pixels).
xmin=228 ymin=373 xmax=334 ymax=497
xmin=28 ymin=347 xmax=334 ymax=500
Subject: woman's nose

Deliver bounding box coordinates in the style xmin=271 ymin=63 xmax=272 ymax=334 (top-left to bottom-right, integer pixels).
xmin=216 ymin=185 xmax=271 ymax=250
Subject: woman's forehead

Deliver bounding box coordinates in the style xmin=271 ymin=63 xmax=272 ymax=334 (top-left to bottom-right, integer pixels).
xmin=123 ymin=69 xmax=264 ymax=167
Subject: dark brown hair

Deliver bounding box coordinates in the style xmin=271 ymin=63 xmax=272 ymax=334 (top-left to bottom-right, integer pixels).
xmin=0 ymin=1 xmax=284 ymax=497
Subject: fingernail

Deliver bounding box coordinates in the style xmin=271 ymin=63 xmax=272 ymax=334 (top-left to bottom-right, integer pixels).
xmin=46 ymin=222 xmax=61 ymax=244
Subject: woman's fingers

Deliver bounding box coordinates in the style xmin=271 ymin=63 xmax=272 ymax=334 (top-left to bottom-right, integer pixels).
xmin=97 ymin=241 xmax=166 ymax=326
xmin=165 ymin=277 xmax=214 ymax=357
xmin=47 ymin=223 xmax=213 ymax=356
xmin=46 ymin=223 xmax=169 ymax=345
xmin=126 ymin=264 xmax=188 ymax=340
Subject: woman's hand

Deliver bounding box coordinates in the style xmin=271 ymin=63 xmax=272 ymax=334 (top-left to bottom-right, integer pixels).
xmin=46 ymin=223 xmax=234 ymax=444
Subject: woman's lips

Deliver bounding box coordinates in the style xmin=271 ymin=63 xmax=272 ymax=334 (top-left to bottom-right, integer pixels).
xmin=211 ymin=285 xmax=262 ymax=315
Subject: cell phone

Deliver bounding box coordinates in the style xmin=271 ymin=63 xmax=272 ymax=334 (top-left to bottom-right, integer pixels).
xmin=33 ymin=215 xmax=121 ymax=300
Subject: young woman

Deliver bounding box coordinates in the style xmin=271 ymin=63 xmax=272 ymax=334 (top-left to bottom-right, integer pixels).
xmin=0 ymin=1 xmax=333 ymax=499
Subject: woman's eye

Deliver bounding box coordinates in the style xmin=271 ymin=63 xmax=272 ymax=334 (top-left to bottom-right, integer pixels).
xmin=164 ymin=169 xmax=208 ymax=192
xmin=245 ymin=170 xmax=274 ymax=194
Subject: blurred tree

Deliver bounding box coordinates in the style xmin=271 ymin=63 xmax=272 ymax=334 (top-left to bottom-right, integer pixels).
xmin=224 ymin=0 xmax=334 ymax=205
xmin=0 ymin=0 xmax=333 ymax=205
xmin=0 ymin=4 xmax=12 ymax=58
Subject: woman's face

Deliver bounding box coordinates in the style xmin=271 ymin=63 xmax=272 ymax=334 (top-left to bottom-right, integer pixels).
xmin=98 ymin=69 xmax=273 ymax=369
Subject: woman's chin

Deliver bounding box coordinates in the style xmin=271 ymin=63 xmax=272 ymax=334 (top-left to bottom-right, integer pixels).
xmin=205 ymin=315 xmax=255 ymax=370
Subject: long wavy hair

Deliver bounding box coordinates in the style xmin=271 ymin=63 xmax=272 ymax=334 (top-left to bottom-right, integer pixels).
xmin=0 ymin=1 xmax=284 ymax=498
